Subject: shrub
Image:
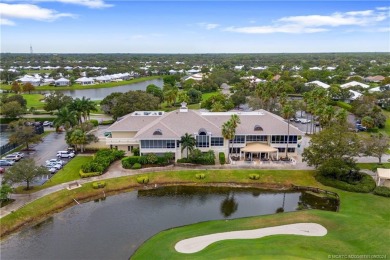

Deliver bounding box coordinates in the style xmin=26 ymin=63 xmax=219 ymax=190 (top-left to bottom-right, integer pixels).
xmin=81 ymin=149 xmax=125 ymax=176
xmin=100 ymin=119 xmax=114 ymax=125
xmin=136 ymin=176 xmax=149 ymax=184
xmin=315 ymin=172 xmax=376 ymax=193
xmin=124 ymin=156 xmax=140 ymax=165
xmin=138 ymin=156 xmax=148 ymax=165
xmin=177 ymin=158 xmax=192 ymax=163
xmin=373 ymin=186 xmax=390 ymax=197
xmin=79 ymin=169 xmax=101 ymax=178
xmin=132 ymin=147 xmax=140 ymax=156
xmin=132 ymin=163 xmax=142 ymax=169
xmin=89 ymin=119 xmax=99 ymax=127
xmin=249 ymin=174 xmax=260 ymax=180
xmin=336 ymin=101 xmax=352 ymax=111
xmin=146 ymin=153 xmax=158 ymax=164
xmin=121 ymin=158 xmax=132 ymax=169
xmin=367 ymin=127 xmax=379 ymax=133
xmin=92 ymin=181 xmax=106 ymax=189
xmin=195 ymin=173 xmax=206 ymax=179
xmin=219 ymin=152 xmax=226 ymax=165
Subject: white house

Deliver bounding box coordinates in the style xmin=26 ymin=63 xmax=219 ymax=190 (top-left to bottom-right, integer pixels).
xmin=341 ymin=81 xmax=369 ymax=89
xmin=348 ymin=90 xmax=363 ymax=101
xmin=305 ymin=80 xmax=330 ymax=89
xmin=103 ymin=103 xmax=304 ymax=162
xmin=185 ymin=73 xmax=204 ymax=81
xmin=55 ymin=77 xmax=70 ymax=86
xmin=75 ymin=77 xmax=95 ymax=85
xmin=18 ymin=75 xmax=41 ymax=86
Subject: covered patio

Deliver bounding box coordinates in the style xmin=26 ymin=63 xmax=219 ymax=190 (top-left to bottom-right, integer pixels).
xmin=376 ymin=168 xmax=390 ymax=187
xmin=239 ymin=143 xmax=279 ymax=162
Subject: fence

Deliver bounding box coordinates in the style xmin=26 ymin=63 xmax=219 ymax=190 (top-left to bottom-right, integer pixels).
xmin=0 ymin=143 xmax=19 ymax=156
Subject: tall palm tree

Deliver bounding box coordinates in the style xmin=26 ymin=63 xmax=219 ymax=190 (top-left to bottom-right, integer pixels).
xmin=68 ymin=98 xmax=84 ymax=124
xmin=54 ymin=107 xmax=77 ymax=131
xmin=281 ymin=103 xmax=295 ymax=159
xmin=222 ymin=121 xmax=234 ymax=163
xmin=230 ymin=114 xmax=241 ymax=129
xmin=79 ymin=96 xmax=97 ymax=121
xmin=180 ymin=133 xmax=196 ymax=159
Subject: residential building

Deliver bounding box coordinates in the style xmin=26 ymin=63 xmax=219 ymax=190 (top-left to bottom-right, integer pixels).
xmin=55 ymin=77 xmax=71 ymax=86
xmin=75 ymin=77 xmax=95 ymax=85
xmin=341 ymin=81 xmax=369 ymax=89
xmin=104 ymin=103 xmax=303 ymax=161
xmin=305 ymin=80 xmax=330 ymax=89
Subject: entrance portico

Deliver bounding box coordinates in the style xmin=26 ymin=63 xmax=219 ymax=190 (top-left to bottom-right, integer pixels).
xmin=240 ymin=142 xmax=278 ymax=161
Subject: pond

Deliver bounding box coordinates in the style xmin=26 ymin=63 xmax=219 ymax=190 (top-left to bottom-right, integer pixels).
xmin=43 ymin=79 xmax=163 ymax=100
xmin=0 ymin=186 xmax=338 ymax=260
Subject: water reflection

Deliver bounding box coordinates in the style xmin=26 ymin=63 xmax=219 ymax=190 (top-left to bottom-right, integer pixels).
xmin=1 ymin=186 xmax=338 ymax=260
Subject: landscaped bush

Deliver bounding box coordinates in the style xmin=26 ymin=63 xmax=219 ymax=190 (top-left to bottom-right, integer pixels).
xmin=189 ymin=149 xmax=215 ymax=165
xmin=249 ymin=174 xmax=260 ymax=180
xmin=367 ymin=127 xmax=379 ymax=133
xmin=88 ymin=119 xmax=99 ymax=127
xmin=132 ymin=147 xmax=140 ymax=156
xmin=136 ymin=176 xmax=149 ymax=184
xmin=121 ymin=158 xmax=132 ymax=169
xmin=92 ymin=181 xmax=106 ymax=189
xmin=100 ymin=119 xmax=115 ymax=125
xmin=138 ymin=156 xmax=148 ymax=165
xmin=315 ymin=173 xmax=376 ymax=193
xmin=176 ymin=158 xmax=192 ymax=163
xmin=79 ymin=169 xmax=101 ymax=178
xmin=373 ymin=186 xmax=390 ymax=197
xmin=123 ymin=156 xmax=140 ymax=165
xmin=219 ymin=152 xmax=226 ymax=165
xmin=195 ymin=173 xmax=206 ymax=179
xmin=132 ymin=163 xmax=142 ymax=169
xmin=80 ymin=149 xmax=125 ymax=178
xmin=146 ymin=153 xmax=158 ymax=164
xmin=336 ymin=101 xmax=352 ymax=111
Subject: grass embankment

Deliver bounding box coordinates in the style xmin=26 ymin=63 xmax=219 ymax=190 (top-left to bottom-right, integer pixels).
xmin=0 ymin=169 xmax=319 ymax=238
xmin=357 ymin=163 xmax=390 ymax=170
xmin=132 ymin=190 xmax=390 ymax=259
xmin=13 ymin=156 xmax=93 ymax=194
xmin=0 ymin=76 xmax=161 ymax=91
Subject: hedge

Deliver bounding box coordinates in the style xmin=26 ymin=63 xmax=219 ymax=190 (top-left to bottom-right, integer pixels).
xmin=336 ymin=101 xmax=352 ymax=111
xmin=315 ymin=173 xmax=376 ymax=193
xmin=92 ymin=181 xmax=106 ymax=189
xmin=132 ymin=163 xmax=142 ymax=169
xmin=80 ymin=149 xmax=125 ymax=177
xmin=373 ymin=186 xmax=390 ymax=197
xmin=79 ymin=169 xmax=101 ymax=178
xmin=219 ymin=152 xmax=226 ymax=165
xmin=195 ymin=173 xmax=206 ymax=179
xmin=136 ymin=176 xmax=149 ymax=184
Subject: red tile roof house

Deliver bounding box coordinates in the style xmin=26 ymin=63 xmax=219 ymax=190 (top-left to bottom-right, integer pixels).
xmin=104 ymin=103 xmax=303 ymax=163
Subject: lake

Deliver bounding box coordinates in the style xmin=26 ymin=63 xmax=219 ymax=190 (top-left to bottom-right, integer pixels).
xmin=44 ymin=79 xmax=163 ymax=100
xmin=0 ymin=186 xmax=338 ymax=260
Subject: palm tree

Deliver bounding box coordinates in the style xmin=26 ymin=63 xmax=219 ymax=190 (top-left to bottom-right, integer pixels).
xmin=229 ymin=114 xmax=241 ymax=129
xmin=54 ymin=107 xmax=77 ymax=131
xmin=281 ymin=103 xmax=295 ymax=159
xmin=180 ymin=133 xmax=196 ymax=159
xmin=222 ymin=121 xmax=234 ymax=163
xmin=68 ymin=98 xmax=84 ymax=124
xmin=79 ymin=96 xmax=97 ymax=121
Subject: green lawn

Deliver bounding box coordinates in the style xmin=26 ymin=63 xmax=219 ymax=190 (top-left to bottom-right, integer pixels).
xmin=132 ymin=190 xmax=390 ymax=259
xmin=13 ymin=156 xmax=93 ymax=194
xmin=357 ymin=163 xmax=390 ymax=170
xmin=0 ymin=93 xmax=45 ymax=109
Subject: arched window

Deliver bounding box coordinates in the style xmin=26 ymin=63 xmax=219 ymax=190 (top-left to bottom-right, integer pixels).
xmin=198 ymin=128 xmax=207 ymax=135
xmin=254 ymin=125 xmax=263 ymax=131
xmin=153 ymin=129 xmax=163 ymax=135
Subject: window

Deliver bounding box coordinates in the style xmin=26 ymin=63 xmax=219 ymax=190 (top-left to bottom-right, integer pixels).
xmin=278 ymin=148 xmax=285 ymax=152
xmin=287 ymin=148 xmax=295 ymax=153
xmin=211 ymin=137 xmax=224 ymax=146
xmin=246 ymin=135 xmax=267 ymax=142
xmin=230 ymin=135 xmax=245 ymax=143
xmin=254 ymin=125 xmax=263 ymax=131
xmin=271 ymin=135 xmax=298 ymax=144
xmin=141 ymin=140 xmax=176 ymax=149
xmin=153 ymin=129 xmax=162 ymax=135
xmin=196 ymin=135 xmax=209 ymax=147
xmin=198 ymin=128 xmax=207 ymax=135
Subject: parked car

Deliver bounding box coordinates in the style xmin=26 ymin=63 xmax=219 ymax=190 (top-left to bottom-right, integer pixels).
xmin=2 ymin=154 xmax=21 ymax=162
xmin=12 ymin=152 xmax=24 ymax=158
xmin=43 ymin=121 xmax=51 ymax=127
xmin=0 ymin=160 xmax=15 ymax=166
xmin=356 ymin=125 xmax=367 ymax=131
xmin=45 ymin=162 xmax=62 ymax=170
xmin=0 ymin=167 xmax=5 ymax=174
xmin=45 ymin=159 xmax=64 ymax=165
xmin=46 ymin=167 xmax=57 ymax=174
xmin=299 ymin=118 xmax=311 ymax=124
xmin=56 ymin=151 xmax=75 ymax=158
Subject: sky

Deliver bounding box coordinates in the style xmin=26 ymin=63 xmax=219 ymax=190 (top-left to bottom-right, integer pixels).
xmin=0 ymin=1 xmax=389 ymax=53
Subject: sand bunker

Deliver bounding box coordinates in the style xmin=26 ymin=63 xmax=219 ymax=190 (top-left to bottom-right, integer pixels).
xmin=175 ymin=223 xmax=327 ymax=254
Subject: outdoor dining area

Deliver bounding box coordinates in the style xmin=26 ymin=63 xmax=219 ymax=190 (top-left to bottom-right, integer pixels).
xmin=229 ymin=143 xmax=296 ymax=165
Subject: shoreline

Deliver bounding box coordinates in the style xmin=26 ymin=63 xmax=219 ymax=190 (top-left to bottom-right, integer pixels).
xmin=0 ymin=177 xmax=317 ymax=239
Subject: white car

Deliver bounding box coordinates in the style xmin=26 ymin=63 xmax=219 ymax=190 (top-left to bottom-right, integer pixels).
xmin=46 ymin=167 xmax=57 ymax=174
xmin=45 ymin=159 xmax=64 ymax=165
xmin=56 ymin=151 xmax=75 ymax=158
xmin=2 ymin=154 xmax=21 ymax=162
xmin=12 ymin=152 xmax=25 ymax=158
xmin=46 ymin=163 xmax=62 ymax=170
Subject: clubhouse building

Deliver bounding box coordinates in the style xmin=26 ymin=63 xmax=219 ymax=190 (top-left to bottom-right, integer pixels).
xmin=104 ymin=103 xmax=304 ymax=162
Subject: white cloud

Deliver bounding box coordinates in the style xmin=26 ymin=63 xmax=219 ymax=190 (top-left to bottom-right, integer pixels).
xmin=35 ymin=0 xmax=112 ymax=9
xmin=0 ymin=18 xmax=16 ymax=26
xmin=0 ymin=3 xmax=76 ymax=22
xmin=197 ymin=22 xmax=220 ymax=30
xmin=4 ymin=0 xmax=112 ymax=9
xmin=225 ymin=7 xmax=389 ymax=34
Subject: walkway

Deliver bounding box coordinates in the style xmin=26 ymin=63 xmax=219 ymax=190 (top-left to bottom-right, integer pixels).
xmin=0 ymin=154 xmax=381 ymax=219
